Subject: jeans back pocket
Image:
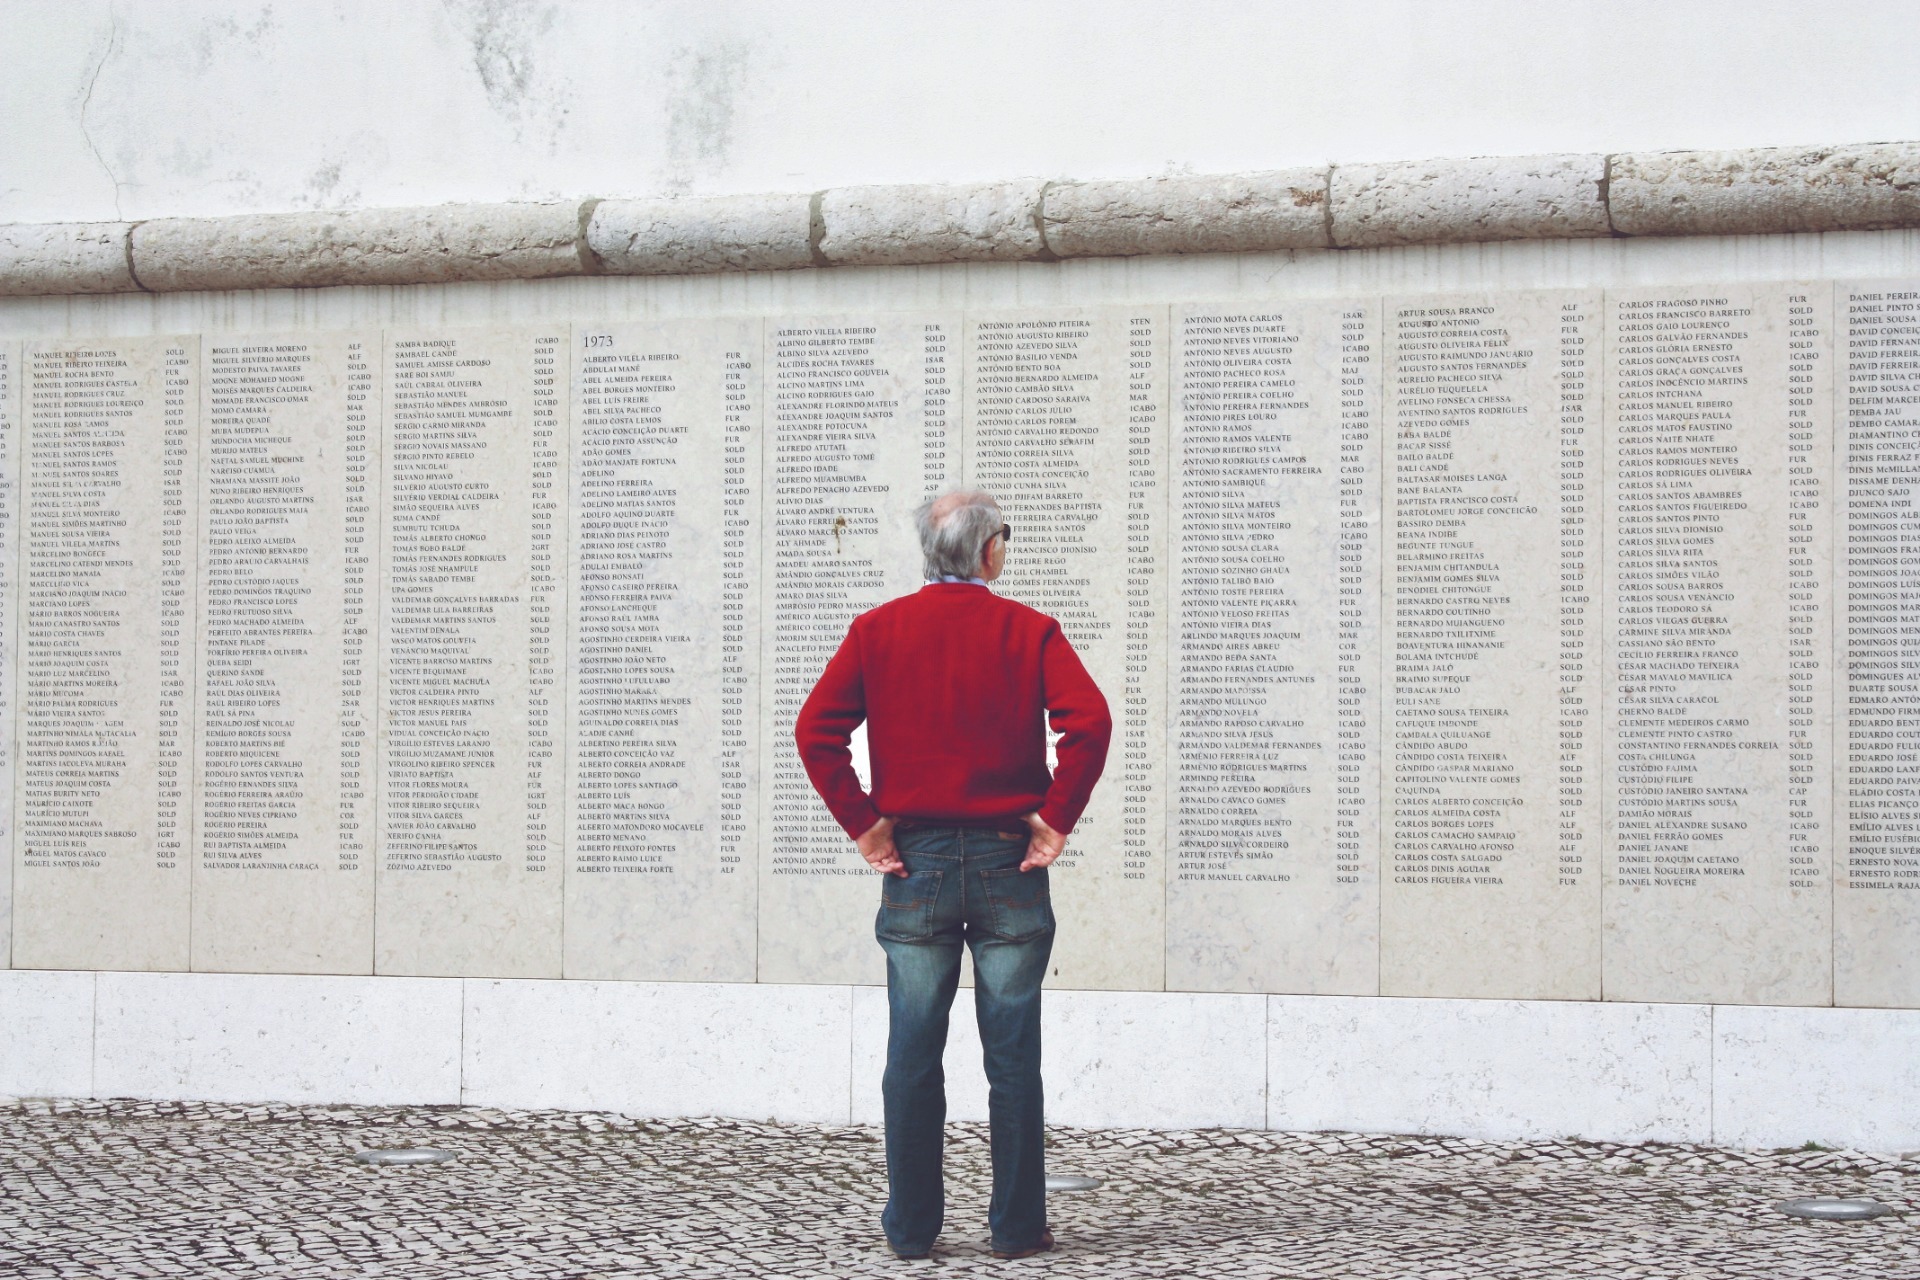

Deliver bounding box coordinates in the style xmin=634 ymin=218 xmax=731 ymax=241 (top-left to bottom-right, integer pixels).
xmin=875 ymin=870 xmax=942 ymax=942
xmin=979 ymin=866 xmax=1055 ymax=943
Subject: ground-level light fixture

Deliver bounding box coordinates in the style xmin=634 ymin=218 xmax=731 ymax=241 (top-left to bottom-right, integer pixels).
xmin=1778 ymin=1198 xmax=1891 ymax=1221
xmin=352 ymin=1148 xmax=457 ymax=1166
xmin=1046 ymin=1174 xmax=1101 ymax=1193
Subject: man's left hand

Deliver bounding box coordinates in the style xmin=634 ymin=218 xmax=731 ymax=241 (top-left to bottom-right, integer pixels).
xmin=1020 ymin=812 xmax=1066 ymax=872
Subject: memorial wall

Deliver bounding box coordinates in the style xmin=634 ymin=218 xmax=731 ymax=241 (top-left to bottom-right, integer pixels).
xmin=2 ymin=280 xmax=1917 ymax=1009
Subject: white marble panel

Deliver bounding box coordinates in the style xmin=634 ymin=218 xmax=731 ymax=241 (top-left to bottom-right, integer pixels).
xmin=462 ymin=977 xmax=852 ymax=1122
xmin=1713 ymin=1004 xmax=1920 ymax=1150
xmin=0 ymin=342 xmax=16 ymax=967
xmin=1167 ymin=298 xmax=1383 ymax=994
xmin=374 ymin=327 xmax=568 ymax=977
xmin=191 ymin=332 xmax=377 ymax=974
xmin=13 ymin=337 xmax=199 ymax=971
xmin=564 ymin=319 xmax=761 ymax=981
xmin=93 ymin=971 xmax=462 ymax=1104
xmin=852 ymin=984 xmax=1267 ymax=1129
xmin=1602 ymin=284 xmax=1834 ymax=1005
xmin=962 ymin=307 xmax=1167 ymax=991
xmin=0 ymin=969 xmax=93 ymax=1097
xmin=1269 ymin=993 xmax=1712 ymax=1143
xmin=757 ymin=313 xmax=962 ymax=985
xmin=1834 ymin=280 xmax=1920 ymax=1009
xmin=1382 ymin=291 xmax=1604 ymax=999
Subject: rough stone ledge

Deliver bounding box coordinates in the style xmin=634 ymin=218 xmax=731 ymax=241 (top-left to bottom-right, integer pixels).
xmin=1610 ymin=142 xmax=1920 ymax=236
xmin=587 ymin=193 xmax=816 ymax=274
xmin=1333 ymin=153 xmax=1611 ymax=247
xmin=4 ymin=142 xmax=1920 ymax=297
xmin=1043 ymin=169 xmax=1331 ymax=257
xmin=0 ymin=222 xmax=140 ymax=296
xmin=130 ymin=202 xmax=591 ymax=292
xmin=817 ymin=179 xmax=1051 ymax=266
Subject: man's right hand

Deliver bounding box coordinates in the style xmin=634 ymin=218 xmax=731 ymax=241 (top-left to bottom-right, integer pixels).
xmin=855 ymin=815 xmax=906 ymax=877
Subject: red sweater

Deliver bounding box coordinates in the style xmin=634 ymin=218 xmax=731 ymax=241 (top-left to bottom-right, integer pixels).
xmin=795 ymin=583 xmax=1112 ymax=838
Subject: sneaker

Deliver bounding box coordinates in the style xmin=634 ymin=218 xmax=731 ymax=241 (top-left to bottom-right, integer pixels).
xmin=990 ymin=1229 xmax=1056 ymax=1260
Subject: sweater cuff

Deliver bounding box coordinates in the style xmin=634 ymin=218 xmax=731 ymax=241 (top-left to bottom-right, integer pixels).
xmin=1036 ymin=803 xmax=1077 ymax=837
xmin=836 ymin=798 xmax=882 ymax=841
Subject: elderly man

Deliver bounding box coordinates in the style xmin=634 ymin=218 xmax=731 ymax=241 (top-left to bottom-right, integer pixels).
xmin=795 ymin=489 xmax=1112 ymax=1261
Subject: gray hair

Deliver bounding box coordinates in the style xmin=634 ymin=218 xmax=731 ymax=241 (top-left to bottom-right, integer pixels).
xmin=915 ymin=490 xmax=1003 ymax=579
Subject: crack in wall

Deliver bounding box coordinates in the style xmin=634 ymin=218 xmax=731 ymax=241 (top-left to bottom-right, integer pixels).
xmin=78 ymin=4 xmax=128 ymax=221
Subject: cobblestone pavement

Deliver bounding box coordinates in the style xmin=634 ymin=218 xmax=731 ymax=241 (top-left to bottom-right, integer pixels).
xmin=0 ymin=1098 xmax=1915 ymax=1279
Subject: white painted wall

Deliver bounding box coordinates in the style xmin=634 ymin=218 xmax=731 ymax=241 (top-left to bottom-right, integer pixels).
xmin=5 ymin=0 xmax=1920 ymax=224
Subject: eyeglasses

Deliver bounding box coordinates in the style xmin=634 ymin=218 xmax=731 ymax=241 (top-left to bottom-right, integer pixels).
xmin=985 ymin=523 xmax=1011 ymax=553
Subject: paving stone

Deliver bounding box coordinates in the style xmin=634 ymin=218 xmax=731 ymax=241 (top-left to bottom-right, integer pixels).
xmin=0 ymin=1097 xmax=1913 ymax=1277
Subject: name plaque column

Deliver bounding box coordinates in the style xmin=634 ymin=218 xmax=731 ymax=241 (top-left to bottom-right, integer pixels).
xmin=565 ymin=319 xmax=761 ymax=981
xmin=191 ymin=333 xmax=379 ymax=973
xmin=1835 ymin=281 xmax=1920 ymax=1008
xmin=375 ymin=327 xmax=567 ymax=977
xmin=758 ymin=314 xmax=960 ymax=984
xmin=0 ymin=343 xmax=17 ymax=964
xmin=14 ymin=337 xmax=200 ymax=970
xmin=1167 ymin=301 xmax=1382 ymax=994
xmin=1382 ymin=292 xmax=1601 ymax=1000
xmin=962 ymin=307 xmax=1168 ymax=991
xmin=1602 ymin=284 xmax=1833 ymax=1005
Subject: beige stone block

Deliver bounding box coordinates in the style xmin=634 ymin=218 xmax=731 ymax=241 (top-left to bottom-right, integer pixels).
xmin=190 ymin=332 xmax=378 ymax=975
xmin=131 ymin=204 xmax=588 ymax=292
xmin=962 ymin=307 xmax=1169 ymax=992
xmin=587 ymin=194 xmax=816 ymax=274
xmin=817 ymin=181 xmax=1048 ymax=266
xmin=756 ymin=313 xmax=964 ymax=985
xmin=1166 ymin=299 xmax=1384 ymax=995
xmin=1380 ymin=290 xmax=1605 ymax=1000
xmin=1042 ymin=170 xmax=1330 ymax=258
xmin=12 ymin=337 xmax=200 ymax=971
xmin=563 ymin=318 xmax=762 ymax=981
xmin=373 ymin=327 xmax=568 ymax=978
xmin=1833 ymin=279 xmax=1920 ymax=1009
xmin=0 ymin=223 xmax=139 ymax=296
xmin=1600 ymin=283 xmax=1833 ymax=1007
xmin=1611 ymin=143 xmax=1920 ymax=237
xmin=1333 ymin=154 xmax=1609 ymax=247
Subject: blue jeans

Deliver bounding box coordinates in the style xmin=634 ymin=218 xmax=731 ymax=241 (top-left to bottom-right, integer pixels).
xmin=877 ymin=824 xmax=1055 ymax=1256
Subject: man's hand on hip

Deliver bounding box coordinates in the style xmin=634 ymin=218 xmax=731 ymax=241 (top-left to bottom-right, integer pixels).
xmin=1021 ymin=812 xmax=1066 ymax=872
xmin=856 ymin=816 xmax=906 ymax=877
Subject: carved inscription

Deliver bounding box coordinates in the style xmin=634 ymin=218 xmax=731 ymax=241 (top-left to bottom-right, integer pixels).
xmin=1602 ymin=284 xmax=1832 ymax=1005
xmin=14 ymin=338 xmax=198 ymax=970
xmin=1166 ymin=301 xmax=1382 ymax=994
xmin=758 ymin=315 xmax=960 ymax=984
xmin=565 ymin=320 xmax=760 ymax=980
xmin=191 ymin=333 xmax=377 ymax=973
xmin=1383 ymin=293 xmax=1601 ymax=1000
xmin=374 ymin=329 xmax=565 ymax=977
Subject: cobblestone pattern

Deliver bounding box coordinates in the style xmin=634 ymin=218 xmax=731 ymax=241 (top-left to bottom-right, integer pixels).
xmin=0 ymin=1097 xmax=1913 ymax=1278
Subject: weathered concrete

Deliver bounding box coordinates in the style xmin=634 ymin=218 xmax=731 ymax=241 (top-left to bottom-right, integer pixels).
xmin=130 ymin=203 xmax=589 ymax=292
xmin=1332 ymin=153 xmax=1610 ymax=247
xmin=817 ymin=180 xmax=1049 ymax=266
xmin=587 ymin=194 xmax=816 ymax=275
xmin=0 ymin=223 xmax=139 ymax=296
xmin=1042 ymin=170 xmax=1331 ymax=258
xmin=1611 ymin=142 xmax=1920 ymax=236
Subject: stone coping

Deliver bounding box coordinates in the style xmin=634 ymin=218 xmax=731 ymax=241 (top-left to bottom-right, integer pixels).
xmin=3 ymin=141 xmax=1917 ymax=296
